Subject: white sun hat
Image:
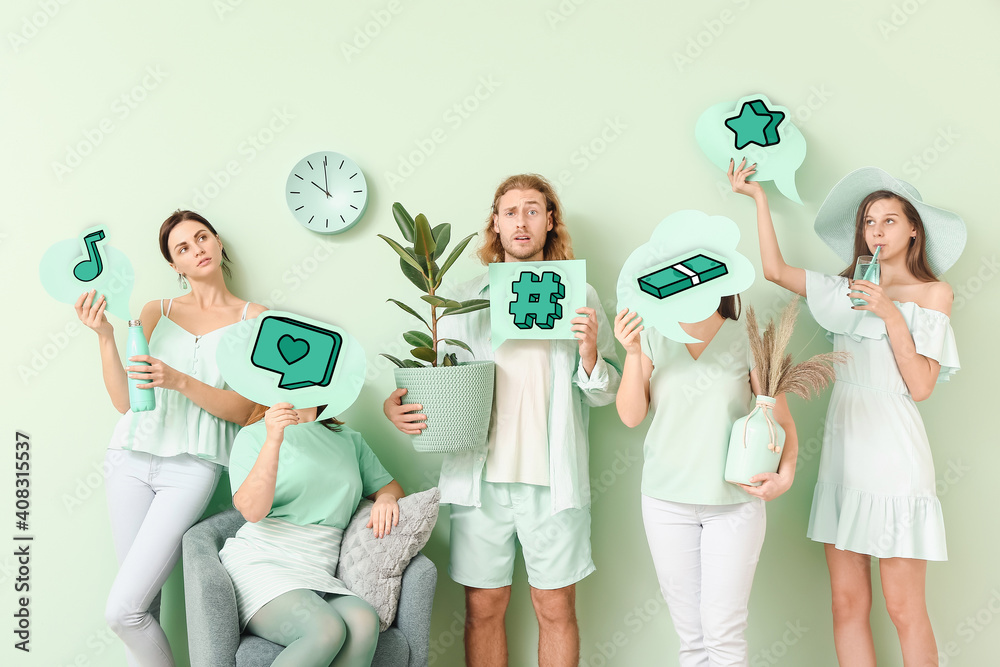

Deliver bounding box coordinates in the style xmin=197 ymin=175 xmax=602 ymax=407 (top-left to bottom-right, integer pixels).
xmin=814 ymin=167 xmax=966 ymax=275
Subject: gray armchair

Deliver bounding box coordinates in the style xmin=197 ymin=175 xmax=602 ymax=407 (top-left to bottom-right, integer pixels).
xmin=182 ymin=509 xmax=437 ymax=667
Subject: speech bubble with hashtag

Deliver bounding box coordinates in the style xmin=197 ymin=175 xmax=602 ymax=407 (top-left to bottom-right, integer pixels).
xmin=489 ymin=259 xmax=586 ymax=350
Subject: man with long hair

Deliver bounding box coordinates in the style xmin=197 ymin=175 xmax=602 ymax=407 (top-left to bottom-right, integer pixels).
xmin=385 ymin=174 xmax=621 ymax=666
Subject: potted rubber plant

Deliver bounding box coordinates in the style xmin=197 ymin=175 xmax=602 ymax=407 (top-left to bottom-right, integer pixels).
xmin=725 ymin=298 xmax=849 ymax=485
xmin=378 ymin=202 xmax=494 ymax=453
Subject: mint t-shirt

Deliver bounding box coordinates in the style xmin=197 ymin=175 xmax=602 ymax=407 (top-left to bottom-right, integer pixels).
xmin=228 ymin=421 xmax=393 ymax=528
xmin=640 ymin=318 xmax=754 ymax=505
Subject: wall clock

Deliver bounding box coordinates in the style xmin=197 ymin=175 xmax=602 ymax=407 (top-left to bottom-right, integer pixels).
xmin=285 ymin=151 xmax=369 ymax=234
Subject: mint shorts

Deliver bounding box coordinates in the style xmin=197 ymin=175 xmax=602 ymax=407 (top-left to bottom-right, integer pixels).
xmin=448 ymin=480 xmax=594 ymax=590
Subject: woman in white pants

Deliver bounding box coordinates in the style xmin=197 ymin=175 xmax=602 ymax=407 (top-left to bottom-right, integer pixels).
xmin=614 ymin=295 xmax=798 ymax=667
xmin=76 ymin=210 xmax=264 ymax=667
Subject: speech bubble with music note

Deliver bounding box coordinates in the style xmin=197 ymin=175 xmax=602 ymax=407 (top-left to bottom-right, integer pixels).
xmin=39 ymin=226 xmax=135 ymax=320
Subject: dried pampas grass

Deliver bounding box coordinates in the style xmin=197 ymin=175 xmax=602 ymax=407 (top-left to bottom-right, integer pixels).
xmin=746 ymin=298 xmax=850 ymax=400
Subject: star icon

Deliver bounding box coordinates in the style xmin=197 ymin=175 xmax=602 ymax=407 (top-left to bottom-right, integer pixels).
xmin=724 ymin=99 xmax=785 ymax=150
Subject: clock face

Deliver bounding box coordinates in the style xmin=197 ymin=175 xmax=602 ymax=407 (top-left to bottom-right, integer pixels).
xmin=285 ymin=152 xmax=369 ymax=234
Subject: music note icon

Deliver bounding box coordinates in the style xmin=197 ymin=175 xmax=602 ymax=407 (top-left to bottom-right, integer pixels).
xmin=73 ymin=229 xmax=106 ymax=282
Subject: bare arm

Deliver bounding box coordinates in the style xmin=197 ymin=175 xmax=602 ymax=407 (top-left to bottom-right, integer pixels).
xmin=126 ymin=300 xmax=264 ymax=425
xmin=851 ymin=280 xmax=951 ymax=401
xmin=233 ymin=404 xmax=299 ymax=523
xmin=740 ymin=369 xmax=799 ymax=500
xmin=728 ymin=159 xmax=807 ymax=296
xmin=367 ymin=479 xmax=405 ymax=538
xmin=613 ymin=309 xmax=653 ymax=428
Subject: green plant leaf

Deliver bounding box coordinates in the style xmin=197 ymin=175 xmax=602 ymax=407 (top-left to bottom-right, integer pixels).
xmin=401 ymin=359 xmax=425 ymax=368
xmin=442 ymin=353 xmax=457 ymax=367
xmin=421 ymin=295 xmax=463 ymax=308
xmin=431 ymin=223 xmax=451 ymax=260
xmin=400 ymin=257 xmax=430 ymax=292
xmin=436 ymin=233 xmax=477 ymax=286
xmin=387 ymin=299 xmax=431 ymax=331
xmin=411 ymin=346 xmax=437 ymax=363
xmin=441 ymin=299 xmax=491 ymax=317
xmin=442 ymin=338 xmax=473 ymax=354
xmin=412 ymin=213 xmax=437 ymax=268
xmin=403 ymin=330 xmax=433 ymax=348
xmin=378 ymin=234 xmax=426 ymax=275
xmin=380 ymin=353 xmax=406 ymax=368
xmin=392 ymin=203 xmax=415 ymax=242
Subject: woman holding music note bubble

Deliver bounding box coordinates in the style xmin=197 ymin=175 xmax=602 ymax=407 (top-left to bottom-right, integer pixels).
xmin=729 ymin=160 xmax=963 ymax=666
xmin=74 ymin=210 xmax=265 ymax=667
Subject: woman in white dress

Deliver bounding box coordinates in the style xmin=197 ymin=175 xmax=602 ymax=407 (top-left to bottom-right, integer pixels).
xmin=729 ymin=160 xmax=963 ymax=666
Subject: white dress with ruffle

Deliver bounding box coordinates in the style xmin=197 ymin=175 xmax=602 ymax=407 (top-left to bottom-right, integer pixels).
xmin=805 ymin=270 xmax=959 ymax=560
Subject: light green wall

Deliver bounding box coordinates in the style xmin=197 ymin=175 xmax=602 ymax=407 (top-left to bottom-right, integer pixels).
xmin=2 ymin=1 xmax=998 ymax=665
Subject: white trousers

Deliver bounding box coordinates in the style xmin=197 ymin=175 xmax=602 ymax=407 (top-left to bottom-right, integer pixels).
xmin=641 ymin=495 xmax=766 ymax=667
xmin=104 ymin=449 xmax=220 ymax=667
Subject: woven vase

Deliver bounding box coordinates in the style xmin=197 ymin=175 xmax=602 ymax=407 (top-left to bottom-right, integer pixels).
xmin=393 ymin=361 xmax=495 ymax=453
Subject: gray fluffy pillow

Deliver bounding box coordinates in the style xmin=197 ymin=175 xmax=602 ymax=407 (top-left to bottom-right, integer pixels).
xmin=336 ymin=487 xmax=440 ymax=630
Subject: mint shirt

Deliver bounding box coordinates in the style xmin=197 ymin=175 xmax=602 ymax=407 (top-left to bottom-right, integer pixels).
xmin=228 ymin=421 xmax=393 ymax=529
xmin=640 ymin=318 xmax=753 ymax=505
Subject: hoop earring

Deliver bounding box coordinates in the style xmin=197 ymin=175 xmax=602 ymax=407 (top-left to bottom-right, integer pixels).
xmin=178 ymin=273 xmax=188 ymax=289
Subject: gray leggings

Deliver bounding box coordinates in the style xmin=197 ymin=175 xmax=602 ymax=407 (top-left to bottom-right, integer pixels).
xmin=246 ymin=589 xmax=379 ymax=667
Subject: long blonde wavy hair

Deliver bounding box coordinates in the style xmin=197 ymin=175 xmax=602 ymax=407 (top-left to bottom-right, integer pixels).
xmin=476 ymin=174 xmax=574 ymax=265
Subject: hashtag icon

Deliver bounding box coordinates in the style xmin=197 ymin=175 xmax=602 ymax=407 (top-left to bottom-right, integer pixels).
xmin=509 ymin=271 xmax=565 ymax=330
xmin=16 ymin=521 xmax=28 ymax=531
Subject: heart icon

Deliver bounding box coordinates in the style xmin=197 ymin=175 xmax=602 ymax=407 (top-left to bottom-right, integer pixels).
xmin=277 ymin=334 xmax=310 ymax=365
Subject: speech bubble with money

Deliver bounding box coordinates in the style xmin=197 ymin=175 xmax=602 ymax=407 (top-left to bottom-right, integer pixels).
xmin=617 ymin=211 xmax=755 ymax=344
xmin=696 ymin=93 xmax=807 ymax=204
xmin=489 ymin=259 xmax=586 ymax=350
xmin=217 ymin=311 xmax=366 ymax=419
xmin=39 ymin=226 xmax=135 ymax=320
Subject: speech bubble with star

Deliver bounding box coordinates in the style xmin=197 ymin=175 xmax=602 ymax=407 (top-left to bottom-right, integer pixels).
xmin=617 ymin=211 xmax=755 ymax=344
xmin=696 ymin=93 xmax=807 ymax=204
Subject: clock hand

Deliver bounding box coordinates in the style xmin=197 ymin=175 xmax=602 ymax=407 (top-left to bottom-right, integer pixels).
xmin=311 ymin=181 xmax=332 ymax=197
xmin=323 ymin=157 xmax=330 ymax=197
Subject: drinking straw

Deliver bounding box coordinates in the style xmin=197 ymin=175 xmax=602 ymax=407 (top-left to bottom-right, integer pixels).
xmin=862 ymin=245 xmax=881 ymax=281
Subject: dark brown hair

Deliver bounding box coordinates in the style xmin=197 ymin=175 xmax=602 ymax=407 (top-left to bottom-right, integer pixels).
xmin=477 ymin=174 xmax=574 ymax=265
xmin=244 ymin=404 xmax=343 ymax=432
xmin=718 ymin=294 xmax=742 ymax=321
xmin=837 ymin=191 xmax=937 ymax=282
xmin=158 ymin=210 xmax=232 ymax=279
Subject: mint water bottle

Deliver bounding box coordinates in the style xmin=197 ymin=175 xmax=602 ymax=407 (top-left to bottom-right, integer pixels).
xmin=127 ymin=320 xmax=156 ymax=413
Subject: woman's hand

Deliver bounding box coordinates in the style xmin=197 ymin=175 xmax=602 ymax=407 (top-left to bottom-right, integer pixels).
xmin=849 ymin=279 xmax=901 ymax=321
xmin=74 ymin=289 xmax=113 ymax=338
xmin=738 ymin=470 xmax=793 ymax=501
xmin=383 ymin=388 xmax=426 ymax=435
xmin=367 ymin=494 xmax=400 ymax=538
xmin=263 ymin=402 xmax=300 ymax=443
xmin=126 ymin=355 xmax=186 ymax=392
xmin=728 ymin=158 xmax=763 ymax=199
xmin=614 ymin=308 xmax=644 ymax=357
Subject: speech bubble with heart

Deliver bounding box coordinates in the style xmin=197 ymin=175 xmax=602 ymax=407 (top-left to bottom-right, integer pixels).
xmin=218 ymin=311 xmax=365 ymax=418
